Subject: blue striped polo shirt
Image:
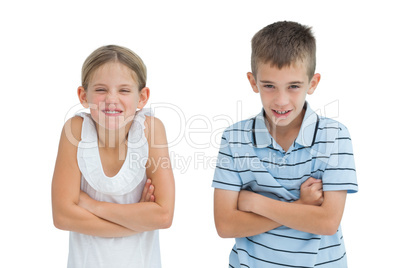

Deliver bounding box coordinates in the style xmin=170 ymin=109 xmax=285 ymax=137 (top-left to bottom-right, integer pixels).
xmin=212 ymin=102 xmax=358 ymax=268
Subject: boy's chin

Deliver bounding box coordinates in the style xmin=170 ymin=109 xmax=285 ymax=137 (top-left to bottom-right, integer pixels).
xmin=268 ymin=115 xmax=292 ymax=127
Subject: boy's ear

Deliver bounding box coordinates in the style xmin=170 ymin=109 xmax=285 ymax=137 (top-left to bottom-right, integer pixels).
xmin=247 ymin=72 xmax=259 ymax=93
xmin=78 ymin=86 xmax=89 ymax=108
xmin=307 ymin=73 xmax=321 ymax=95
xmin=137 ymin=87 xmax=150 ymax=109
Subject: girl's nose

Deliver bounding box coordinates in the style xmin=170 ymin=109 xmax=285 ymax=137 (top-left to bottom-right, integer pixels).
xmin=106 ymin=92 xmax=118 ymax=103
xmin=107 ymin=102 xmax=117 ymax=110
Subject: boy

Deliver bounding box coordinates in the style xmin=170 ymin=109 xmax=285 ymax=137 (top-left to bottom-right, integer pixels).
xmin=212 ymin=21 xmax=358 ymax=267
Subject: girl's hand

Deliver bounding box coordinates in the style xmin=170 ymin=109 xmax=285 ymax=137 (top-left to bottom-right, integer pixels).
xmin=140 ymin=179 xmax=155 ymax=202
xmin=78 ymin=191 xmax=96 ymax=212
xmin=299 ymin=177 xmax=324 ymax=206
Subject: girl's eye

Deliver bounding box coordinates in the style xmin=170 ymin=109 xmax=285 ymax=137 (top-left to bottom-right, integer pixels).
xmin=120 ymin=89 xmax=130 ymax=93
xmin=95 ymin=88 xmax=106 ymax=92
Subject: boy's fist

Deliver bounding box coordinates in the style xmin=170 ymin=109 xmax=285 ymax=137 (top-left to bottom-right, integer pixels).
xmin=299 ymin=177 xmax=323 ymax=206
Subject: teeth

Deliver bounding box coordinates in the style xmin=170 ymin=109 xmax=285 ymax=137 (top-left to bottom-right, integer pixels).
xmin=105 ymin=111 xmax=121 ymax=114
xmin=275 ymin=110 xmax=289 ymax=114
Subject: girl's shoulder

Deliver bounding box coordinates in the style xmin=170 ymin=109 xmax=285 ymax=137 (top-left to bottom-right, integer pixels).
xmin=62 ymin=116 xmax=84 ymax=147
xmin=144 ymin=115 xmax=164 ymax=130
xmin=143 ymin=115 xmax=167 ymax=147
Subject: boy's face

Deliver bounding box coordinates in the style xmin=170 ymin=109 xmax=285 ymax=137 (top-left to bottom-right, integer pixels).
xmin=247 ymin=62 xmax=320 ymax=132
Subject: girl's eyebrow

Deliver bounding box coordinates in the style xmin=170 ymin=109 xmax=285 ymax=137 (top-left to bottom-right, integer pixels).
xmin=92 ymin=83 xmax=107 ymax=87
xmin=92 ymin=83 xmax=135 ymax=87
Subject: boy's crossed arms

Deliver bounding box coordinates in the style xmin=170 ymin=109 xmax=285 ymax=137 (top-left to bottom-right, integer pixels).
xmin=214 ymin=177 xmax=346 ymax=238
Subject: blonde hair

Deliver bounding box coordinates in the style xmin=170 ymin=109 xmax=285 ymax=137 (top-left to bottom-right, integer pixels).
xmin=81 ymin=45 xmax=147 ymax=90
xmin=251 ymin=21 xmax=316 ymax=80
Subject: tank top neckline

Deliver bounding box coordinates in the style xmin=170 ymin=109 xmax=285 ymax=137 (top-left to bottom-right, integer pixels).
xmin=76 ymin=108 xmax=152 ymax=195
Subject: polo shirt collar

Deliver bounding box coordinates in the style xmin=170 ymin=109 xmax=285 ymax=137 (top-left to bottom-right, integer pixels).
xmin=253 ymin=102 xmax=319 ymax=148
xmin=295 ymin=102 xmax=319 ymax=147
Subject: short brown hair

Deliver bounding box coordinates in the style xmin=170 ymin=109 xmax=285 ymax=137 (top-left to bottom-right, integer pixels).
xmin=81 ymin=45 xmax=147 ymax=90
xmin=251 ymin=21 xmax=316 ymax=80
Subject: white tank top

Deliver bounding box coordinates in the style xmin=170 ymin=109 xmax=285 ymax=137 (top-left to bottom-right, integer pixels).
xmin=68 ymin=108 xmax=161 ymax=268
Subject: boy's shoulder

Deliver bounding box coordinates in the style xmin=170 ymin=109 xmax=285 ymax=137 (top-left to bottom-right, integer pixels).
xmin=223 ymin=117 xmax=255 ymax=134
xmin=220 ymin=117 xmax=256 ymax=143
xmin=316 ymin=116 xmax=353 ymax=145
xmin=318 ymin=116 xmax=351 ymax=134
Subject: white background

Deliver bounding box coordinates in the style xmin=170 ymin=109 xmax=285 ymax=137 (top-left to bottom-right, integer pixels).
xmin=1 ymin=0 xmax=400 ymax=267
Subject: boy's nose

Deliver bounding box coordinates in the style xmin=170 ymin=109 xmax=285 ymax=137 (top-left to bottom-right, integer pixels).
xmin=274 ymin=91 xmax=289 ymax=106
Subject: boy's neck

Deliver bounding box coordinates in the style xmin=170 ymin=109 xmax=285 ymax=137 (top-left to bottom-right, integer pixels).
xmin=265 ymin=108 xmax=305 ymax=152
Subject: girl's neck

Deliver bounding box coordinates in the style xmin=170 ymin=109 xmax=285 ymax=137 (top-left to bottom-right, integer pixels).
xmin=96 ymin=121 xmax=132 ymax=149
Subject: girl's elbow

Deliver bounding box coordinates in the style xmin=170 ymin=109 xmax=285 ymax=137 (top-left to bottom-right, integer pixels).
xmin=53 ymin=214 xmax=68 ymax=231
xmin=158 ymin=209 xmax=173 ymax=229
xmin=52 ymin=206 xmax=76 ymax=231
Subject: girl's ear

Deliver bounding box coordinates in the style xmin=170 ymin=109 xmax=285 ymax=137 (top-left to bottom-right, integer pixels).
xmin=137 ymin=87 xmax=150 ymax=109
xmin=307 ymin=73 xmax=321 ymax=95
xmin=247 ymin=72 xmax=259 ymax=93
xmin=77 ymin=86 xmax=89 ymax=108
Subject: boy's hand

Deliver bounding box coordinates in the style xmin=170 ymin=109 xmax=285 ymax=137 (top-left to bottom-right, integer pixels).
xmin=238 ymin=190 xmax=255 ymax=212
xmin=140 ymin=179 xmax=155 ymax=202
xmin=298 ymin=177 xmax=323 ymax=206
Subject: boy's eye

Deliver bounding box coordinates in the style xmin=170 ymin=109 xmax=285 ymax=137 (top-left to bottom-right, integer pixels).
xmin=263 ymin=85 xmax=275 ymax=89
xmin=289 ymin=85 xmax=300 ymax=90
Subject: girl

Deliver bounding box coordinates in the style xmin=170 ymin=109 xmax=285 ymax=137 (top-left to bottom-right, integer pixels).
xmin=52 ymin=45 xmax=175 ymax=267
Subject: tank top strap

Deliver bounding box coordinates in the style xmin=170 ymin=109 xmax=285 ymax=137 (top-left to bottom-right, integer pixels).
xmin=75 ymin=112 xmax=98 ymax=148
xmin=127 ymin=108 xmax=153 ymax=148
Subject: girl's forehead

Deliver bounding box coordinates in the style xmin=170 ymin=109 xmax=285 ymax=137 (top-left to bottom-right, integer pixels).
xmin=90 ymin=61 xmax=139 ymax=85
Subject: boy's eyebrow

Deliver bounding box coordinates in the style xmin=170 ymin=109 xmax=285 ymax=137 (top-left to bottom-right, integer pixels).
xmin=259 ymin=80 xmax=304 ymax=84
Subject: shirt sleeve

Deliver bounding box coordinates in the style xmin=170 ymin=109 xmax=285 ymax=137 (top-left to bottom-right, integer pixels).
xmin=212 ymin=131 xmax=243 ymax=191
xmin=322 ymin=125 xmax=358 ymax=193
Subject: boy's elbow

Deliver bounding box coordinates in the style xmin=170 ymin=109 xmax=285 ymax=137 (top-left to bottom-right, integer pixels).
xmin=215 ymin=219 xmax=235 ymax=238
xmin=326 ymin=220 xmax=341 ymax=236
xmin=318 ymin=218 xmax=341 ymax=236
xmin=216 ymin=227 xmax=232 ymax=239
xmin=320 ymin=226 xmax=338 ymax=236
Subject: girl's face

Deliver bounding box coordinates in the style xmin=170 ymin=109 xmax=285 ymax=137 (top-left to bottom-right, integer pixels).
xmin=78 ymin=62 xmax=149 ymax=130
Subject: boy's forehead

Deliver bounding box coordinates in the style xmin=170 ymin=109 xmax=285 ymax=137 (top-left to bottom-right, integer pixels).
xmin=256 ymin=61 xmax=309 ymax=80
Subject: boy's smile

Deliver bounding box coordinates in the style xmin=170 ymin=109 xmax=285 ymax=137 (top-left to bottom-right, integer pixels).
xmin=247 ymin=62 xmax=320 ymax=135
